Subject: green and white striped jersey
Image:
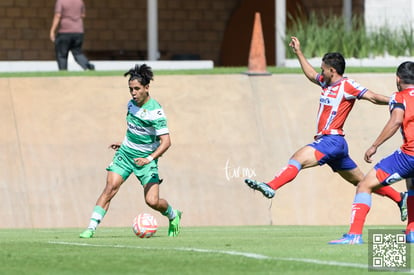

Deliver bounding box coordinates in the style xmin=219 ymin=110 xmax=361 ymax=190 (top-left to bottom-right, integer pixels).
xmin=120 ymin=98 xmax=169 ymax=158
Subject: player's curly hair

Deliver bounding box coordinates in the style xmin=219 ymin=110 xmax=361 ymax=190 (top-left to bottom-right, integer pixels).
xmin=124 ymin=64 xmax=154 ymax=86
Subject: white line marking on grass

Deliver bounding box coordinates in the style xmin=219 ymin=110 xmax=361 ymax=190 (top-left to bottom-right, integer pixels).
xmin=48 ymin=241 xmax=370 ymax=270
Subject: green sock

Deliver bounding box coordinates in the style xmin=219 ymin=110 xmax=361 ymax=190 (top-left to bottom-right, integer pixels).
xmin=162 ymin=205 xmax=176 ymax=220
xmin=87 ymin=205 xmax=106 ymax=230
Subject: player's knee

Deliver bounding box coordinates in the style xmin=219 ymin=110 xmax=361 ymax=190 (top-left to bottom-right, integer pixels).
xmin=103 ymin=182 xmax=120 ymax=197
xmin=145 ymin=195 xmax=159 ymax=208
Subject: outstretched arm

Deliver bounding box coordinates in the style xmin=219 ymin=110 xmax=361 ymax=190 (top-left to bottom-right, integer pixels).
xmin=360 ymin=90 xmax=390 ymax=105
xmin=289 ymin=36 xmax=318 ymax=84
xmin=364 ymin=108 xmax=404 ymax=163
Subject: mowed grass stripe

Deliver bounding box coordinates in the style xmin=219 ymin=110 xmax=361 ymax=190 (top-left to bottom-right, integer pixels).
xmin=49 ymin=240 xmax=368 ymax=269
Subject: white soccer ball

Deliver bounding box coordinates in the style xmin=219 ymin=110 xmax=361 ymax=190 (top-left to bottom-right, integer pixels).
xmin=132 ymin=213 xmax=158 ymax=238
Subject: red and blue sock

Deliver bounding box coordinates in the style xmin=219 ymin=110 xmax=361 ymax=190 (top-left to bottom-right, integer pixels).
xmin=349 ymin=192 xmax=371 ymax=235
xmin=267 ymin=159 xmax=301 ymax=190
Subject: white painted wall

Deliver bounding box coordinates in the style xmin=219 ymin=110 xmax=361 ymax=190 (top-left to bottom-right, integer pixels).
xmin=365 ymin=0 xmax=414 ymax=31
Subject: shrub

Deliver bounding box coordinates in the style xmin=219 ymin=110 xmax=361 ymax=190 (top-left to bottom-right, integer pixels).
xmin=285 ymin=12 xmax=413 ymax=59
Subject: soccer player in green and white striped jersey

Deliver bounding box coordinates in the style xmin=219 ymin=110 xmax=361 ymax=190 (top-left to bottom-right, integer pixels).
xmin=80 ymin=64 xmax=181 ymax=238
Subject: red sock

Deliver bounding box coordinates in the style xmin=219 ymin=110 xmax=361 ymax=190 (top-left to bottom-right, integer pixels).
xmin=406 ymin=195 xmax=414 ymax=233
xmin=373 ymin=185 xmax=401 ymax=203
xmin=349 ymin=203 xmax=371 ymax=235
xmin=267 ymin=164 xmax=300 ymax=190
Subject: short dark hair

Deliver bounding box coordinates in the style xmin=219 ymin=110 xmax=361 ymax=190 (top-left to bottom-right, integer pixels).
xmin=397 ymin=61 xmax=414 ymax=84
xmin=124 ymin=64 xmax=154 ymax=85
xmin=322 ymin=52 xmax=346 ymax=75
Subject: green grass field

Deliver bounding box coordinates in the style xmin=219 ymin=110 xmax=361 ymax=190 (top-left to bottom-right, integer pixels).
xmin=1 ymin=66 xmax=408 ymax=274
xmin=1 ymin=225 xmax=411 ymax=274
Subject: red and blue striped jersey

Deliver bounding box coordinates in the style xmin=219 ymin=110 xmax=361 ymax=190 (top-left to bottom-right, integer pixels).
xmin=314 ymin=74 xmax=367 ymax=138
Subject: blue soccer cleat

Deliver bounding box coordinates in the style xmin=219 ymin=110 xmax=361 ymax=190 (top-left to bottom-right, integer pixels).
xmin=328 ymin=234 xmax=363 ymax=245
xmin=244 ymin=179 xmax=275 ymax=198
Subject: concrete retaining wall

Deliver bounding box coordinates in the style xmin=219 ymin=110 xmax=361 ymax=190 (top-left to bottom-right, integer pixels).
xmin=0 ymin=73 xmax=406 ymax=228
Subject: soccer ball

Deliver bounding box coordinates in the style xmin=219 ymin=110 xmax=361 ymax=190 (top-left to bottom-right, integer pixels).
xmin=132 ymin=213 xmax=158 ymax=238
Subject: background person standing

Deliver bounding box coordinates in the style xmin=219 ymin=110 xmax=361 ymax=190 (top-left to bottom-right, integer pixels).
xmin=49 ymin=0 xmax=95 ymax=71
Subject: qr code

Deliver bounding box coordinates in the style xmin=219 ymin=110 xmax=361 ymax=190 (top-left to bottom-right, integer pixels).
xmin=369 ymin=229 xmax=410 ymax=272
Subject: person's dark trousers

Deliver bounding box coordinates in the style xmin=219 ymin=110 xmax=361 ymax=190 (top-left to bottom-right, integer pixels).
xmin=55 ymin=33 xmax=94 ymax=70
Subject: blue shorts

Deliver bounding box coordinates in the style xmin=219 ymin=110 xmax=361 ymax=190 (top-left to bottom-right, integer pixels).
xmin=308 ymin=135 xmax=357 ymax=172
xmin=374 ymin=149 xmax=414 ymax=185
